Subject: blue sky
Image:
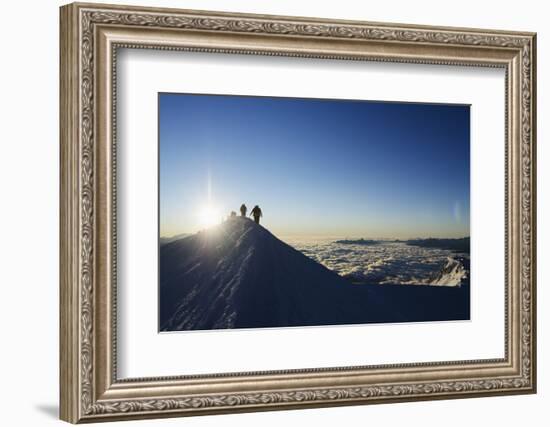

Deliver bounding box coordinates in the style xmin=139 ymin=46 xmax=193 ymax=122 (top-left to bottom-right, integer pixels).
xmin=159 ymin=93 xmax=470 ymax=239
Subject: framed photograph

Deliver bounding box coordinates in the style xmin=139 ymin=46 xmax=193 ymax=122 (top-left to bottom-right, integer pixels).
xmin=60 ymin=2 xmax=537 ymax=423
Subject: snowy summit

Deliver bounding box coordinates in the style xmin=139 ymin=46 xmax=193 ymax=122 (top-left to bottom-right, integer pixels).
xmin=160 ymin=217 xmax=469 ymax=331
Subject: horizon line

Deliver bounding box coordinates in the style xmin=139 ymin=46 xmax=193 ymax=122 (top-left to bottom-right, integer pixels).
xmin=160 ymin=228 xmax=471 ymax=241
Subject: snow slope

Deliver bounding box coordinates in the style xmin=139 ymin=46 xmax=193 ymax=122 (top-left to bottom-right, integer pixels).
xmin=160 ymin=217 xmax=469 ymax=331
xmin=161 ymin=217 xmax=389 ymax=330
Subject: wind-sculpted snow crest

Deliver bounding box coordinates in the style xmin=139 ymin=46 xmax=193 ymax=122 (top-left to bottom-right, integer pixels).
xmin=160 ymin=218 xmax=470 ymax=331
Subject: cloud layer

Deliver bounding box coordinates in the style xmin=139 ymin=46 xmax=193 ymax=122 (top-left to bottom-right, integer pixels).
xmin=288 ymin=240 xmax=469 ymax=286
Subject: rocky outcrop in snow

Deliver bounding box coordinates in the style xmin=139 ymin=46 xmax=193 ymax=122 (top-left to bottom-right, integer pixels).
xmin=430 ymin=257 xmax=469 ymax=287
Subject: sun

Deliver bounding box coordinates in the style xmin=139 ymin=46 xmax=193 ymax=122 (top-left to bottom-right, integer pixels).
xmin=198 ymin=204 xmax=221 ymax=229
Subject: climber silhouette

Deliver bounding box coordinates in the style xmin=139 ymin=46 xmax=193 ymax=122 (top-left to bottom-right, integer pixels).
xmin=250 ymin=205 xmax=263 ymax=224
xmin=240 ymin=204 xmax=247 ymax=217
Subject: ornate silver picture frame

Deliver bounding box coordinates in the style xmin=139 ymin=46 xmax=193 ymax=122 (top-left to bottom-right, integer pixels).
xmin=60 ymin=2 xmax=536 ymax=423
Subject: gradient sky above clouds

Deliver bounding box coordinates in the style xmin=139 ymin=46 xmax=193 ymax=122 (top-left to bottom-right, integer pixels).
xmin=159 ymin=93 xmax=470 ymax=239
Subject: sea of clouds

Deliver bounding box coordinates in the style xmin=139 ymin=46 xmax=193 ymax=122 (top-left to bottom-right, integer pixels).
xmin=284 ymin=238 xmax=468 ymax=286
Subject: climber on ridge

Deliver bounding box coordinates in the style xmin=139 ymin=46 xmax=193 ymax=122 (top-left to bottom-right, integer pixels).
xmin=250 ymin=205 xmax=263 ymax=224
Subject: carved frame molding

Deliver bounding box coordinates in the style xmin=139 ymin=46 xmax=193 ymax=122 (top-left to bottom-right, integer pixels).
xmin=60 ymin=2 xmax=536 ymax=423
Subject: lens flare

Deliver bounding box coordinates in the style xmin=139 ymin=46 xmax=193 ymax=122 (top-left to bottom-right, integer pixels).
xmin=198 ymin=204 xmax=221 ymax=228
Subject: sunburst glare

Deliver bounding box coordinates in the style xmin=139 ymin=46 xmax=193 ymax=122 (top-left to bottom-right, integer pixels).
xmin=198 ymin=204 xmax=222 ymax=229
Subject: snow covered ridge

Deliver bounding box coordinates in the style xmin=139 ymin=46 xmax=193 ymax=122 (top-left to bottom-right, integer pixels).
xmin=159 ymin=218 xmax=470 ymax=331
xmin=159 ymin=233 xmax=189 ymax=246
xmin=431 ymin=256 xmax=469 ymax=287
